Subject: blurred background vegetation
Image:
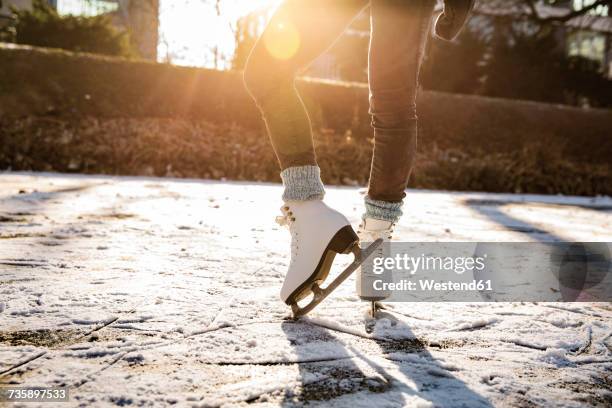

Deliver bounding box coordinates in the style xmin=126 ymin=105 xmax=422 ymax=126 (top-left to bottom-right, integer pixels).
xmin=0 ymin=0 xmax=610 ymax=195
xmin=0 ymin=0 xmax=132 ymax=56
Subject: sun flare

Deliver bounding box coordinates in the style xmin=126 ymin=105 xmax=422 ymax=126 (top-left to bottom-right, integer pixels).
xmin=263 ymin=20 xmax=301 ymax=60
xmin=159 ymin=0 xmax=280 ymax=68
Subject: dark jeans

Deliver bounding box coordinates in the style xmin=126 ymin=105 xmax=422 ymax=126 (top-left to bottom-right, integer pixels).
xmin=244 ymin=0 xmax=435 ymax=203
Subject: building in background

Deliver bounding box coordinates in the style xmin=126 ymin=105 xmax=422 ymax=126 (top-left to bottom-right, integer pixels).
xmin=56 ymin=0 xmax=117 ymax=15
xmin=564 ymin=0 xmax=611 ymax=77
xmin=115 ymin=0 xmax=159 ymax=60
xmin=477 ymin=0 xmax=612 ymax=78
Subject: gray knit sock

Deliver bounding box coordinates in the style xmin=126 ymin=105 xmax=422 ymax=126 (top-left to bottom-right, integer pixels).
xmin=364 ymin=196 xmax=403 ymax=223
xmin=280 ymin=165 xmax=325 ymax=201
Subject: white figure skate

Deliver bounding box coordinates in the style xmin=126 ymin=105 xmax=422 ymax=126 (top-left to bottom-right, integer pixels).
xmin=276 ymin=200 xmax=383 ymax=318
xmin=356 ymin=218 xmax=394 ymax=316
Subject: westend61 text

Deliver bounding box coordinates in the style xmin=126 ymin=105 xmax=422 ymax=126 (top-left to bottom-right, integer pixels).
xmin=373 ymin=279 xmax=494 ymax=292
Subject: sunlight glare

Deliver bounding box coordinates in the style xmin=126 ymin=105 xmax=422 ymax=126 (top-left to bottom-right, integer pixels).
xmin=159 ymin=0 xmax=280 ymax=68
xmin=263 ymin=20 xmax=301 ymax=61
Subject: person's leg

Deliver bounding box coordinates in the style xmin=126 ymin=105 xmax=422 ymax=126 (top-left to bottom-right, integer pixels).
xmin=365 ymin=0 xmax=435 ymax=222
xmin=244 ymin=0 xmax=369 ymax=201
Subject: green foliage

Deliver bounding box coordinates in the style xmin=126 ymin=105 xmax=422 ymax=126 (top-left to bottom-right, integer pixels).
xmin=8 ymin=0 xmax=132 ymax=57
xmin=421 ymin=26 xmax=487 ymax=95
xmin=420 ymin=15 xmax=612 ymax=108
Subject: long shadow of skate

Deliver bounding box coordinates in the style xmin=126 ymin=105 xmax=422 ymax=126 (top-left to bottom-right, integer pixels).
xmin=366 ymin=309 xmax=492 ymax=407
xmin=279 ymin=320 xmax=384 ymax=405
xmin=280 ymin=311 xmax=492 ymax=407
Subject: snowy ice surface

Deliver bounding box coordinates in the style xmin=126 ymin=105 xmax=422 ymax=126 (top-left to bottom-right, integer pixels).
xmin=0 ymin=172 xmax=610 ymax=407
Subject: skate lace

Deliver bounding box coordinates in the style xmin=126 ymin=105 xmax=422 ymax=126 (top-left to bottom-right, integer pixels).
xmin=358 ymin=223 xmax=394 ymax=242
xmin=358 ymin=222 xmax=394 ymax=260
xmin=275 ymin=205 xmax=299 ymax=259
xmin=275 ymin=205 xmax=296 ymax=227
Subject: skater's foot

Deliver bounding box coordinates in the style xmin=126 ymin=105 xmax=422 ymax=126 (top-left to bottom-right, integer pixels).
xmin=276 ymin=200 xmax=359 ymax=314
xmin=356 ymin=217 xmax=394 ymax=302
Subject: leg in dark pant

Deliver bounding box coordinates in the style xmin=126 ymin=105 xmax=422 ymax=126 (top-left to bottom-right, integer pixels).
xmin=366 ymin=0 xmax=435 ymax=221
xmin=244 ymin=0 xmax=368 ymax=171
xmin=244 ymin=0 xmax=434 ymax=208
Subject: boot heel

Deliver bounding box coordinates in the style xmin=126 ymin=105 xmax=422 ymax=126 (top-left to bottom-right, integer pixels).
xmin=329 ymin=225 xmax=359 ymax=254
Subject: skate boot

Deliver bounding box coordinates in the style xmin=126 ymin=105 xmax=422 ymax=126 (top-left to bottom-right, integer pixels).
xmin=356 ymin=218 xmax=394 ymax=316
xmin=276 ymin=200 xmax=383 ymax=318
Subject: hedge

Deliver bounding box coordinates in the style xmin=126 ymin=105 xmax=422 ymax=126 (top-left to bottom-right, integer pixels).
xmin=1 ymin=44 xmax=610 ymax=195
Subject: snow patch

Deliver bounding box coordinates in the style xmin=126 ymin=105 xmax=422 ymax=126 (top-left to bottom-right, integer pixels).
xmin=539 ymin=348 xmax=572 ymax=366
xmin=451 ymin=317 xmax=499 ymax=331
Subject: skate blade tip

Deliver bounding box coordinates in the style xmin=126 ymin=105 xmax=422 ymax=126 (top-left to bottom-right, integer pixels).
xmin=290 ymin=303 xmax=304 ymax=319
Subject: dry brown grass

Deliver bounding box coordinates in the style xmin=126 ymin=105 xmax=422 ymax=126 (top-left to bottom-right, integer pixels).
xmin=1 ymin=117 xmax=609 ymax=196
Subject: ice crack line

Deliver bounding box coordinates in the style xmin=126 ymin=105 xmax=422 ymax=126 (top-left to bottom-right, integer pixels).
xmin=72 ymin=352 xmax=128 ymax=388
xmin=0 ymin=351 xmax=47 ymax=377
xmin=65 ymin=275 xmax=256 ymax=388
xmin=208 ymin=356 xmax=356 ymax=366
xmin=0 ymin=298 xmax=150 ymax=380
xmin=503 ymin=339 xmax=547 ymax=351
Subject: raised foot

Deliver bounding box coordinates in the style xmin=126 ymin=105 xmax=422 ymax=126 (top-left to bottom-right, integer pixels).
xmin=290 ymin=238 xmax=383 ymax=319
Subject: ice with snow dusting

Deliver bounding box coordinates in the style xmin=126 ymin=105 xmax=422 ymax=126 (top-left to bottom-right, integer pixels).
xmin=0 ymin=172 xmax=610 ymax=407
